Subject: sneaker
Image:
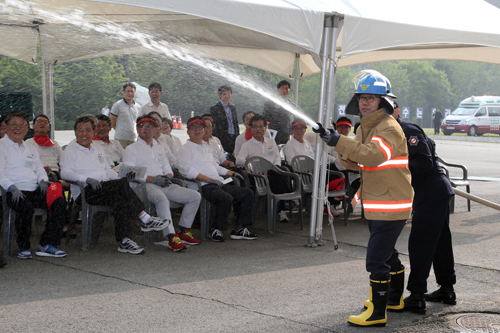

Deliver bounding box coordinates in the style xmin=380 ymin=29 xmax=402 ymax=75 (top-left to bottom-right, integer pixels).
xmin=141 ymin=216 xmax=171 ymax=232
xmin=35 ymin=244 xmax=67 ymax=258
xmin=278 ymin=210 xmax=289 ymax=223
xmin=178 ymin=230 xmax=201 ymax=246
xmin=323 ymin=207 xmax=340 ymax=217
xmin=168 ymin=235 xmax=187 ymax=252
xmin=118 ymin=238 xmax=145 ymax=254
xmin=231 ymin=228 xmax=257 ymax=240
xmin=210 ymin=229 xmax=225 ymax=242
xmin=17 ymin=247 xmax=32 ymax=259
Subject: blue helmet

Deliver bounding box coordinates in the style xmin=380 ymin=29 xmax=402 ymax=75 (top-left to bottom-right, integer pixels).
xmin=354 ymin=70 xmax=396 ymax=98
xmin=345 ymin=70 xmax=396 ymax=116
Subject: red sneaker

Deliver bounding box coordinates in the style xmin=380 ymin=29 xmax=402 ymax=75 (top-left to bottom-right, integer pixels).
xmin=168 ymin=235 xmax=187 ymax=252
xmin=323 ymin=207 xmax=340 ymax=217
xmin=178 ymin=230 xmax=201 ymax=246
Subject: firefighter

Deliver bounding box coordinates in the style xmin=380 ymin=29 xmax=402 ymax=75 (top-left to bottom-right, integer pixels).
xmin=393 ymin=103 xmax=456 ymax=314
xmin=315 ymin=70 xmax=414 ymax=327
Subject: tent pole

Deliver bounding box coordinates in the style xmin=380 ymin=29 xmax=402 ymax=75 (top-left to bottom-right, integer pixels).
xmin=315 ymin=13 xmax=341 ymax=241
xmin=293 ymin=53 xmax=301 ymax=106
xmin=41 ymin=58 xmax=47 ymax=117
xmin=307 ymin=16 xmax=333 ymax=247
xmin=48 ymin=62 xmax=55 ymax=139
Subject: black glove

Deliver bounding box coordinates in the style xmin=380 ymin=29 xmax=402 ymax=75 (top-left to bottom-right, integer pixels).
xmin=39 ymin=180 xmax=50 ymax=194
xmin=126 ymin=171 xmax=136 ymax=182
xmin=8 ymin=185 xmax=25 ymax=203
xmin=320 ymin=128 xmax=341 ymax=146
xmin=152 ymin=175 xmax=171 ymax=187
xmin=86 ymin=178 xmax=102 ymax=191
xmin=209 ymin=178 xmax=223 ymax=187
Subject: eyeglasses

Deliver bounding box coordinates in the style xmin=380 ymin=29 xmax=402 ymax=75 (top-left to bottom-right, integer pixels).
xmin=7 ymin=122 xmax=28 ymax=128
xmin=357 ymin=95 xmax=378 ymax=103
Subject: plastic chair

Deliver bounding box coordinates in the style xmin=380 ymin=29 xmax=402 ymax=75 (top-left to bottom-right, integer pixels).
xmin=64 ymin=181 xmax=114 ymax=251
xmin=291 ymin=155 xmax=349 ymax=225
xmin=438 ymin=157 xmax=471 ymax=213
xmin=245 ymin=156 xmax=303 ymax=233
xmin=1 ymin=185 xmax=47 ymax=258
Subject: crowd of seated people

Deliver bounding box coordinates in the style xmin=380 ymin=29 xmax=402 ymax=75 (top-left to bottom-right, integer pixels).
xmin=0 ymin=81 xmax=356 ymax=263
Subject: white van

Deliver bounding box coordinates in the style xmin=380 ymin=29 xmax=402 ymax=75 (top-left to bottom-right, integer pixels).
xmin=441 ymin=96 xmax=500 ymax=136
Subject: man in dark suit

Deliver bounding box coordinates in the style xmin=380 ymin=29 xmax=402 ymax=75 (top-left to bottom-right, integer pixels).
xmin=263 ymin=80 xmax=295 ymax=145
xmin=209 ymin=85 xmax=240 ymax=155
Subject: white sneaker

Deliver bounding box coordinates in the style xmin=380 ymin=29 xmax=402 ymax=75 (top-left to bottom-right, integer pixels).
xmin=278 ymin=210 xmax=289 ymax=223
xmin=118 ymin=238 xmax=145 ymax=254
xmin=141 ymin=216 xmax=171 ymax=232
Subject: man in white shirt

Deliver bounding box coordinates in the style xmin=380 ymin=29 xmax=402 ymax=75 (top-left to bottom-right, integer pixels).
xmin=60 ymin=116 xmax=170 ymax=255
xmin=93 ymin=114 xmax=125 ymax=168
xmin=236 ymin=114 xmax=292 ymax=223
xmin=25 ymin=114 xmax=65 ymax=183
xmin=283 ymin=121 xmax=315 ymax=165
xmin=138 ymin=83 xmax=172 ymax=119
xmin=123 ymin=116 xmax=201 ymax=252
xmin=233 ymin=111 xmax=272 ymax=157
xmin=177 ymin=117 xmax=256 ymax=242
xmin=0 ymin=111 xmax=67 ymax=259
xmin=202 ymin=117 xmax=235 ymax=168
xmin=110 ymin=83 xmax=140 ymax=149
xmin=101 ymin=105 xmax=110 ymax=116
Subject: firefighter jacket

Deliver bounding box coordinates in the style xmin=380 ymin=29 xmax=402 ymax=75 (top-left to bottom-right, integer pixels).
xmin=334 ymin=108 xmax=414 ymax=220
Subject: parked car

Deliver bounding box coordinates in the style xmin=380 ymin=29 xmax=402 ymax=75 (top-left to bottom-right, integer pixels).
xmin=441 ymin=96 xmax=500 ymax=136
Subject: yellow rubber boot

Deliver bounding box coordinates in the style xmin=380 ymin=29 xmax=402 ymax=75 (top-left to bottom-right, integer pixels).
xmin=348 ymin=279 xmax=389 ymax=327
xmin=363 ymin=267 xmax=405 ymax=312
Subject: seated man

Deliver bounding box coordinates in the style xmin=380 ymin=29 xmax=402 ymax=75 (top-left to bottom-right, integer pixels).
xmin=233 ymin=111 xmax=272 ymax=157
xmin=0 ymin=111 xmax=67 ymax=258
xmin=60 ymin=116 xmax=170 ymax=255
xmin=202 ymin=117 xmax=235 ymax=168
xmin=123 ymin=116 xmax=202 ymax=252
xmin=148 ymin=113 xmax=178 ymax=169
xmin=25 ymin=114 xmax=65 ymax=183
xmin=283 ymin=121 xmax=315 ymax=165
xmin=160 ymin=117 xmax=182 ymax=155
xmin=93 ymin=114 xmax=125 ymax=169
xmin=236 ymin=114 xmax=292 ymax=223
xmin=177 ymin=117 xmax=256 ymax=242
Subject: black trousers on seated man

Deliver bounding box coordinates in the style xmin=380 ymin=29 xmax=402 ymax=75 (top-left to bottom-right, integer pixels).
xmin=7 ymin=188 xmax=66 ymax=251
xmin=201 ymin=183 xmax=254 ymax=231
xmin=80 ymin=178 xmax=144 ymax=241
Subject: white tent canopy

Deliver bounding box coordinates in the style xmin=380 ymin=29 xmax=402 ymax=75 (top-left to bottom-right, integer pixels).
xmin=3 ymin=0 xmax=500 ymax=77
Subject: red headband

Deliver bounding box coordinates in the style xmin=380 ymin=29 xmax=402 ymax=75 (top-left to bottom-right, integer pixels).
xmin=137 ymin=118 xmax=158 ymax=127
xmin=187 ymin=119 xmax=207 ymax=128
xmin=292 ymin=121 xmax=306 ymax=128
xmin=336 ymin=120 xmax=352 ymax=127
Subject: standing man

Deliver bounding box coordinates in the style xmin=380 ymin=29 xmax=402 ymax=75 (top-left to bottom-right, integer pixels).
xmin=110 ymin=83 xmax=140 ymax=149
xmin=0 ymin=111 xmax=67 ymax=258
xmin=263 ymin=80 xmax=295 ymax=145
xmin=209 ymin=85 xmax=240 ymax=155
xmin=433 ymin=108 xmax=443 ymax=135
xmin=101 ymin=105 xmax=110 ymax=116
xmin=123 ymin=116 xmax=201 ymax=252
xmin=138 ymin=82 xmax=172 ymax=119
xmin=177 ymin=117 xmax=256 ymax=242
xmin=393 ymin=104 xmax=456 ymax=314
xmin=317 ymin=70 xmax=413 ymax=327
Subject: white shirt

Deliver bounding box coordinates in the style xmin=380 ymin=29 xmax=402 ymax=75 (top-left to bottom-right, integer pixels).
xmin=25 ymin=138 xmax=64 ymax=172
xmin=60 ymin=141 xmax=118 ymax=198
xmin=164 ymin=134 xmax=182 ymax=155
xmin=236 ymin=137 xmax=281 ymax=167
xmin=138 ymin=101 xmax=172 ymax=119
xmin=110 ymin=99 xmax=140 ymax=141
xmin=233 ymin=129 xmax=272 ymax=157
xmin=283 ymin=137 xmax=315 ymax=165
xmin=101 ymin=107 xmax=110 ymax=116
xmin=0 ymin=135 xmax=48 ymax=192
xmin=92 ymin=138 xmax=124 ymax=167
xmin=156 ymin=134 xmax=178 ymax=169
xmin=204 ymin=136 xmax=226 ymax=164
xmin=177 ymin=140 xmax=229 ymax=190
xmin=123 ymin=137 xmax=173 ymax=182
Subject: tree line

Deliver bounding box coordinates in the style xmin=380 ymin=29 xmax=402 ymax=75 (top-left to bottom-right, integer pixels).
xmin=1 ymin=54 xmax=500 ymax=129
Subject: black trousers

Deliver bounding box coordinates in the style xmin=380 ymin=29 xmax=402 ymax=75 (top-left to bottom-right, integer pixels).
xmin=7 ymin=188 xmax=66 ymax=251
xmin=366 ymin=219 xmax=406 ymax=281
xmin=407 ymin=196 xmax=456 ymax=293
xmin=202 ymin=183 xmax=254 ymax=230
xmin=434 ymin=122 xmax=441 ymax=134
xmin=83 ymin=178 xmax=144 ymax=241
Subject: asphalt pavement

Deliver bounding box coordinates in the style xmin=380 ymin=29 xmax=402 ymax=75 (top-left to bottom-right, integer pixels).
xmin=1 ymin=135 xmax=499 ymax=332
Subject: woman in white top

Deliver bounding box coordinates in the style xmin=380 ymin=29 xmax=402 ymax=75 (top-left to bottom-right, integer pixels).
xmin=160 ymin=117 xmax=182 ymax=155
